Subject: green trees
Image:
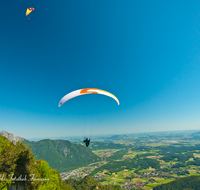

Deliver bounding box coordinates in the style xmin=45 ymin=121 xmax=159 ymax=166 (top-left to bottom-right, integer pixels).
xmin=160 ymin=152 xmax=194 ymax=163
xmin=153 ymin=176 xmax=200 ymax=190
xmin=187 ymin=158 xmax=200 ymax=166
xmin=24 ymin=139 xmax=99 ymax=172
xmin=0 ymin=135 xmax=22 ymax=189
xmin=65 ymin=175 xmax=121 ymax=190
xmin=106 ymin=148 xmax=128 ymax=161
xmin=172 ymin=163 xmax=186 ymax=168
xmin=0 ymin=135 xmax=72 ymax=190
xmin=90 ymin=156 xmax=160 ymax=176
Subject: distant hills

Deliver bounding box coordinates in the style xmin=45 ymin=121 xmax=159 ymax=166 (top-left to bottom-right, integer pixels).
xmin=107 ymin=135 xmax=128 ymax=140
xmin=191 ymin=132 xmax=200 ymax=139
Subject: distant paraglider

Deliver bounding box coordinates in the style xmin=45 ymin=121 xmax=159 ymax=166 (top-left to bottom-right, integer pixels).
xmin=26 ymin=7 xmax=35 ymax=22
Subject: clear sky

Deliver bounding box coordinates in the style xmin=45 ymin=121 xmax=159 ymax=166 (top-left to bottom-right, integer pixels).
xmin=0 ymin=0 xmax=200 ymax=139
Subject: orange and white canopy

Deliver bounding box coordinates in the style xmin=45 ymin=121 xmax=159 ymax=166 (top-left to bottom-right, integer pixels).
xmin=58 ymin=88 xmax=119 ymax=107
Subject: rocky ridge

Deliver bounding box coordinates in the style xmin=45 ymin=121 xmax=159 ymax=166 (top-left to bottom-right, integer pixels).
xmin=0 ymin=130 xmax=24 ymax=144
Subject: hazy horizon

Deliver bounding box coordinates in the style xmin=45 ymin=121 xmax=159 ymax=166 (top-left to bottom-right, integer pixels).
xmin=2 ymin=128 xmax=200 ymax=142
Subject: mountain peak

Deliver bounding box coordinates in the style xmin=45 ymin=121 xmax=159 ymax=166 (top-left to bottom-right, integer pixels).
xmin=0 ymin=131 xmax=24 ymax=144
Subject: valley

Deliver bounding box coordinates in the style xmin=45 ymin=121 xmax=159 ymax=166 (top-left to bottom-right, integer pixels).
xmin=61 ymin=131 xmax=200 ymax=189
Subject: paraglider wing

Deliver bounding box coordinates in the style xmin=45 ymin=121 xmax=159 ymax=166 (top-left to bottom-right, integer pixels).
xmin=58 ymin=88 xmax=119 ymax=107
xmin=26 ymin=7 xmax=34 ymax=16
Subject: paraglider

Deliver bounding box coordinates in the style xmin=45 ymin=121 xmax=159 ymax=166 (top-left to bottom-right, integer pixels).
xmin=58 ymin=88 xmax=120 ymax=107
xmin=26 ymin=7 xmax=35 ymax=22
xmin=83 ymin=138 xmax=90 ymax=147
xmin=58 ymin=88 xmax=119 ymax=147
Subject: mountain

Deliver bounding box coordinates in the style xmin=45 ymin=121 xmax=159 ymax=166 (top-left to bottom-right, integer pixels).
xmin=65 ymin=175 xmax=121 ymax=190
xmin=1 ymin=131 xmax=100 ymax=173
xmin=24 ymin=139 xmax=100 ymax=172
xmin=153 ymin=175 xmax=200 ymax=190
xmin=0 ymin=130 xmax=24 ymax=144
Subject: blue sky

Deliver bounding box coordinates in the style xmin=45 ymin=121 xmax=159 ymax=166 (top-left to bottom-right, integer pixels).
xmin=0 ymin=0 xmax=200 ymax=139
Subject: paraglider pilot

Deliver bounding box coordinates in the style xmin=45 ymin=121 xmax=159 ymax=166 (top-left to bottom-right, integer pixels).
xmin=83 ymin=138 xmax=90 ymax=147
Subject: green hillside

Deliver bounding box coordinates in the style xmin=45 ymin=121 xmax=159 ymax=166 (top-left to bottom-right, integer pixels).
xmin=0 ymin=135 xmax=72 ymax=190
xmin=24 ymin=139 xmax=100 ymax=172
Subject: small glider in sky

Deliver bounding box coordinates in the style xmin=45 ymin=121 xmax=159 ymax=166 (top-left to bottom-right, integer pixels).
xmin=58 ymin=88 xmax=120 ymax=107
xmin=26 ymin=7 xmax=35 ymax=22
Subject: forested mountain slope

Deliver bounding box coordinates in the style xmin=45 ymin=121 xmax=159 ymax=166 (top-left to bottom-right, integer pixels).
xmin=24 ymin=139 xmax=100 ymax=172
